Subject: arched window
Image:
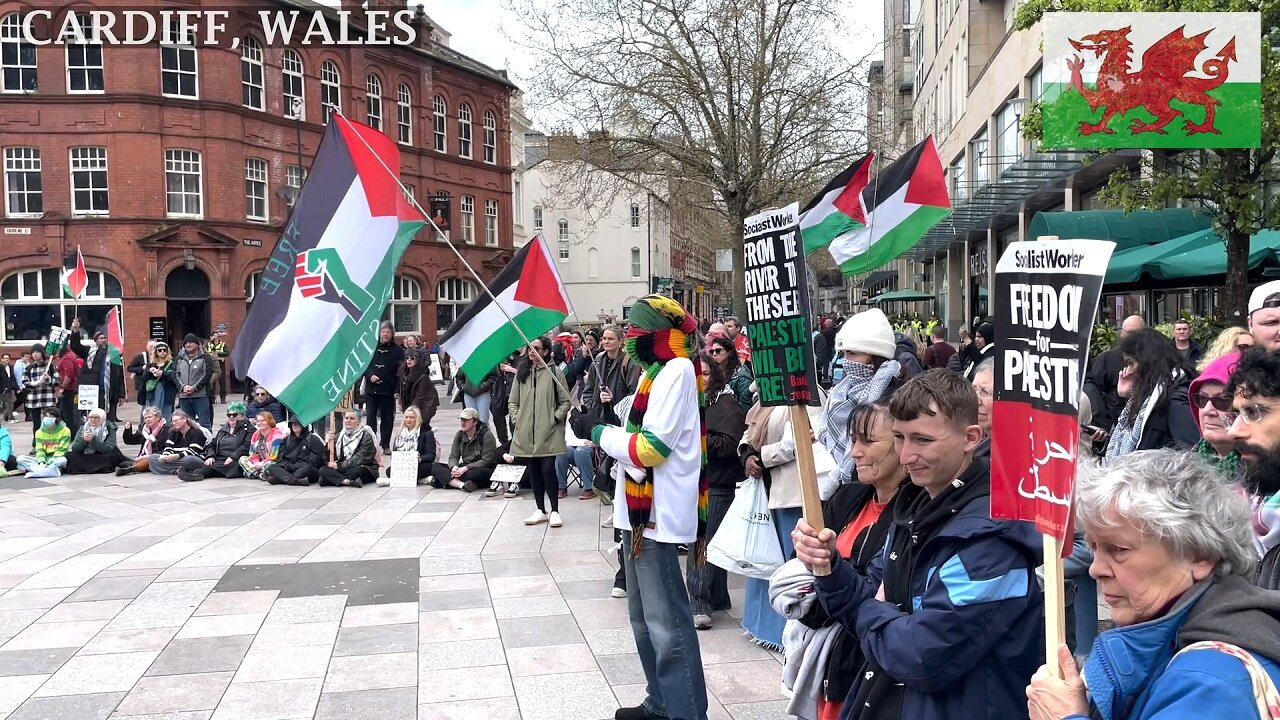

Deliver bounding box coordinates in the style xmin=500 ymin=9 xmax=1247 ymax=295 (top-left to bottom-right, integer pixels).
xmin=282 ymin=49 xmax=304 ymax=119
xmin=457 ymin=103 xmax=473 ymax=158
xmin=482 ymin=110 xmax=497 ymax=164
xmin=366 ymin=75 xmax=383 ymax=130
xmin=631 ymin=247 xmax=641 ymax=278
xmin=432 ymin=95 xmax=447 ymax=152
xmin=587 ymin=248 xmax=599 ymax=277
xmin=436 ymin=277 xmax=476 ymax=335
xmin=557 ymin=219 xmax=569 ymax=260
xmin=532 ymin=206 xmax=543 ymax=230
xmin=240 ymin=36 xmax=264 ymax=109
xmin=1 ymin=268 xmax=122 ymax=342
xmin=1 ymin=13 xmax=37 ymax=92
xmin=396 ymin=83 xmax=412 ymax=144
xmin=245 ymin=271 xmax=262 ymax=301
xmin=380 ymin=275 xmax=421 ymax=333
xmin=321 ymin=60 xmax=340 ymax=117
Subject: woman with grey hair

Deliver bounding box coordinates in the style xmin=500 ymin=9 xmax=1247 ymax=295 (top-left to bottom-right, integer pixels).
xmin=1026 ymin=448 xmax=1280 ymax=720
xmin=65 ymin=408 xmax=126 ymax=474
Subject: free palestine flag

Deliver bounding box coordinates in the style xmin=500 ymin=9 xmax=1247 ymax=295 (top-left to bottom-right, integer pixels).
xmin=105 ymin=306 xmax=124 ymax=365
xmin=1043 ymin=12 xmax=1261 ymax=149
xmin=61 ymin=247 xmax=87 ymax=300
xmin=802 ymin=137 xmax=950 ymax=277
xmin=440 ymin=234 xmax=571 ymax=380
xmin=230 ymin=114 xmax=425 ymax=425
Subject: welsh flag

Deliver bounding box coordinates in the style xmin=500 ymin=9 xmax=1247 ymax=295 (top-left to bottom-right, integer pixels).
xmin=801 ymin=137 xmax=950 ymax=276
xmin=105 ymin=306 xmax=124 ymax=365
xmin=61 ymin=247 xmax=87 ymax=300
xmin=441 ymin=234 xmax=571 ymax=380
xmin=230 ymin=115 xmax=425 ymax=424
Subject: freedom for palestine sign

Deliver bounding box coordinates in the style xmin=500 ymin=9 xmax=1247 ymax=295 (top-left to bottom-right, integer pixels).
xmin=742 ymin=203 xmax=819 ymax=407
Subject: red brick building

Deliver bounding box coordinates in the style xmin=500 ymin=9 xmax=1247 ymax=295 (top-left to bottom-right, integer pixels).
xmin=0 ymin=0 xmax=515 ymax=371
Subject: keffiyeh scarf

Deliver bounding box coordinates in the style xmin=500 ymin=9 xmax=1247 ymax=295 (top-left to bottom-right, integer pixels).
xmin=394 ymin=428 xmax=419 ymax=453
xmin=823 ymin=359 xmax=901 ymax=484
xmin=1104 ymin=381 xmax=1165 ymax=463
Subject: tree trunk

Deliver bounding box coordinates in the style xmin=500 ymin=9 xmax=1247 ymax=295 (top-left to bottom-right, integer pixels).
xmin=729 ymin=199 xmax=750 ymax=316
xmin=1223 ymin=227 xmax=1251 ymax=324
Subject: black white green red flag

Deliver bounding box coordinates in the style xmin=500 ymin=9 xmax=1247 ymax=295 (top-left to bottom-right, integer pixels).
xmin=440 ymin=234 xmax=571 ymax=380
xmin=801 ymin=137 xmax=950 ymax=276
xmin=230 ymin=115 xmax=425 ymax=424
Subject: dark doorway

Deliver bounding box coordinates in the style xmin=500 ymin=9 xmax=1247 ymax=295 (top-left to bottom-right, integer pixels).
xmin=165 ymin=267 xmax=211 ymax=345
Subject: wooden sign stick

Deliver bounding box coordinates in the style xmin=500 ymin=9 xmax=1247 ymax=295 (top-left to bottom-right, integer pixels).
xmin=1043 ymin=533 xmax=1068 ymax=677
xmin=789 ymin=404 xmax=828 ymax=577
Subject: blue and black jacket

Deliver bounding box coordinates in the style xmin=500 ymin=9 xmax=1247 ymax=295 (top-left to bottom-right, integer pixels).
xmin=816 ymin=457 xmax=1044 ymax=720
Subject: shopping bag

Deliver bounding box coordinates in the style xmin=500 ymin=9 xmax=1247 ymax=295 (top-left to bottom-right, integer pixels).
xmin=707 ymin=476 xmax=785 ymax=579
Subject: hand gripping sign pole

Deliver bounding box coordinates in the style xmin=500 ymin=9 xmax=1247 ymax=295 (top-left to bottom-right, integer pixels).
xmin=989 ymin=235 xmax=1114 ymax=677
xmin=742 ymin=203 xmax=827 ymax=575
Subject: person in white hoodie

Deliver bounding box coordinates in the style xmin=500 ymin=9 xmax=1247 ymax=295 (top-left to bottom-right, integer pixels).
xmin=585 ymin=294 xmax=710 ymax=720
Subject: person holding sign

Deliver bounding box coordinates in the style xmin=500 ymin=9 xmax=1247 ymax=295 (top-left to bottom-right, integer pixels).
xmin=1026 ymin=450 xmax=1280 ymax=720
xmin=793 ymin=370 xmax=1043 ymax=720
xmin=382 ymin=406 xmax=438 ymax=488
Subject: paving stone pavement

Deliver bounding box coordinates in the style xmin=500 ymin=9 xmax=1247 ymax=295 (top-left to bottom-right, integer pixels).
xmin=0 ymin=400 xmax=788 ymax=720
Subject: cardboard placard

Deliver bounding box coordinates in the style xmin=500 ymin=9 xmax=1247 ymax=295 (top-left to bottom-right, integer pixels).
xmin=490 ymin=464 xmax=525 ymax=486
xmin=389 ymin=450 xmax=419 ymax=488
xmin=77 ymin=384 xmax=99 ymax=411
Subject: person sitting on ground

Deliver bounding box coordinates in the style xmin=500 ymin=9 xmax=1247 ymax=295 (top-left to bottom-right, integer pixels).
xmin=239 ymin=411 xmax=285 ymax=480
xmin=15 ymin=407 xmax=71 ymax=477
xmin=381 ymin=405 xmax=437 ymax=487
xmin=1026 ymin=449 xmax=1280 ymax=720
xmin=399 ymin=350 xmax=440 ymax=427
xmin=177 ymin=403 xmax=251 ymax=482
xmin=319 ymin=409 xmax=378 ymax=488
xmin=0 ymin=422 xmax=16 ymax=474
xmin=439 ymin=407 xmax=499 ymax=492
xmin=119 ymin=409 xmax=205 ymax=476
xmin=246 ymin=386 xmax=286 ymax=424
xmin=65 ymin=408 xmax=127 ymax=474
xmin=117 ymin=406 xmax=169 ymax=474
xmin=267 ymin=417 xmax=327 ymax=486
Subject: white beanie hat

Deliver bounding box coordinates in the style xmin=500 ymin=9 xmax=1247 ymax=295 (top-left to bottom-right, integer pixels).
xmin=834 ymin=309 xmax=896 ymax=360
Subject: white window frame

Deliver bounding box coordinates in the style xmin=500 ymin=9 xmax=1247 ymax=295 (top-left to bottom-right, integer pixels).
xmin=458 ymin=103 xmax=473 ymax=158
xmin=482 ymin=110 xmax=497 ymax=164
xmin=286 ymin=164 xmax=306 ymax=190
xmin=164 ymin=149 xmax=203 ymax=219
xmin=460 ymin=194 xmax=474 ymax=243
xmin=1 ymin=13 xmax=37 ymax=93
xmin=381 ymin=275 xmax=422 ymax=334
xmin=4 ymin=147 xmax=42 ymax=218
xmin=160 ymin=22 xmax=198 ymax=99
xmin=435 ymin=277 xmax=476 ymax=335
xmin=245 ymin=157 xmax=268 ymax=222
xmin=432 ymin=95 xmax=447 ymax=152
xmin=282 ymin=49 xmax=304 ymax=119
xmin=245 ymin=271 xmax=262 ymax=301
xmin=0 ymin=269 xmax=122 ymax=343
xmin=629 ymin=202 xmax=641 ymax=228
xmin=69 ymin=146 xmax=108 ymax=216
xmin=533 ymin=206 xmax=543 ymax=230
xmin=397 ymin=84 xmax=412 ymax=145
xmin=321 ymin=60 xmax=341 ymax=117
xmin=631 ymin=247 xmax=641 ymax=278
xmin=366 ymin=75 xmax=383 ymax=130
xmin=557 ymin=219 xmax=569 ymax=260
xmin=484 ymin=198 xmax=498 ymax=246
xmin=64 ymin=12 xmax=103 ymax=94
xmin=241 ymin=36 xmax=264 ymax=110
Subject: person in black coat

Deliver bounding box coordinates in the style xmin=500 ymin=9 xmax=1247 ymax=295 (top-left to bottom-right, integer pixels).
xmin=384 ymin=407 xmax=440 ymax=486
xmin=363 ymin=322 xmax=404 ymax=453
xmin=267 ymin=417 xmax=328 ymax=485
xmin=73 ymin=331 xmax=127 ymax=422
xmin=1102 ymin=328 xmax=1201 ymax=461
xmin=398 ymin=350 xmax=440 ymax=427
xmin=177 ymin=404 xmax=252 ymax=482
xmin=0 ymin=352 xmax=18 ymax=422
xmin=127 ymin=342 xmax=156 ymax=407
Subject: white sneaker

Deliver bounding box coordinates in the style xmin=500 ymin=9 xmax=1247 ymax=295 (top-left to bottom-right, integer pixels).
xmin=611 ymin=586 xmax=627 ymax=598
xmin=548 ymin=511 xmax=562 ymax=528
xmin=376 ymin=476 xmax=390 ymax=487
xmin=483 ymin=481 xmax=501 ymax=497
xmin=601 ymin=516 xmax=613 ymax=528
xmin=523 ymin=510 xmax=548 ymax=526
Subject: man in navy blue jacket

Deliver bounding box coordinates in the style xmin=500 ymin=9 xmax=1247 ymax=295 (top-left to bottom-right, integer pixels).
xmin=794 ymin=369 xmax=1043 ymax=720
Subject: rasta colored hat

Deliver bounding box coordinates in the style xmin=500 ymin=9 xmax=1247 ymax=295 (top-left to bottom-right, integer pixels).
xmin=625 ymin=294 xmax=700 ymax=366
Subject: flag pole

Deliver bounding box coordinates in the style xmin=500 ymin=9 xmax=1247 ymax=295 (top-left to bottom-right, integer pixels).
xmin=335 ymin=113 xmax=581 ymax=407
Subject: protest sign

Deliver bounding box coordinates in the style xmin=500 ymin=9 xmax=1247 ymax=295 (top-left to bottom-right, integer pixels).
xmin=77 ymin=385 xmax=99 ymax=411
xmin=389 ymin=450 xmax=419 ymax=488
xmin=991 ymin=237 xmax=1113 ymax=542
xmin=742 ymin=203 xmax=819 ymax=407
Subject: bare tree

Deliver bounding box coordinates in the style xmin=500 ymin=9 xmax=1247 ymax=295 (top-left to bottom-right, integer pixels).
xmin=508 ymin=0 xmax=874 ymax=307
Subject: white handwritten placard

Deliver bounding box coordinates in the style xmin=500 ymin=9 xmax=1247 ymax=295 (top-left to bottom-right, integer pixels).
xmin=389 ymin=450 xmax=419 ymax=488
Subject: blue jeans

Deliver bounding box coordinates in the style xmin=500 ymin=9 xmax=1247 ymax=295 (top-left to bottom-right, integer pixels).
xmin=621 ymin=531 xmax=709 ymax=720
xmin=555 ymin=445 xmax=595 ymax=491
xmin=179 ymin=395 xmax=211 ymax=429
xmin=463 ymin=392 xmax=491 ymax=426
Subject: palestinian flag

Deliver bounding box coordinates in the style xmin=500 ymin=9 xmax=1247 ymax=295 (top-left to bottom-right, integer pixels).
xmin=230 ymin=114 xmax=425 ymax=425
xmin=61 ymin=246 xmax=87 ymax=300
xmin=105 ymin=306 xmax=124 ymax=365
xmin=1042 ymin=12 xmax=1261 ymax=149
xmin=804 ymin=137 xmax=950 ymax=277
xmin=441 ymin=234 xmax=571 ymax=380
xmin=799 ymin=153 xmax=874 ymax=254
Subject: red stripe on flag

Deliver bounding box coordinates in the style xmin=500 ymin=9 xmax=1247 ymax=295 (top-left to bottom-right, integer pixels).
xmin=832 ymin=155 xmax=873 ymax=225
xmin=903 ymin=136 xmax=951 ymax=210
xmin=513 ymin=235 xmax=571 ymax=315
xmin=334 ymin=115 xmax=425 ymax=223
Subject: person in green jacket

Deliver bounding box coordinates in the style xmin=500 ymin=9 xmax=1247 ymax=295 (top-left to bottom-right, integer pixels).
xmin=508 ymin=335 xmax=571 ymax=528
xmin=16 ymin=407 xmax=71 ymax=477
xmin=66 ymin=408 xmax=127 ymax=474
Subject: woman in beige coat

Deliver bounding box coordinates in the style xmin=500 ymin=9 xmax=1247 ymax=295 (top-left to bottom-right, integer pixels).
xmin=508 ymin=335 xmax=571 ymax=528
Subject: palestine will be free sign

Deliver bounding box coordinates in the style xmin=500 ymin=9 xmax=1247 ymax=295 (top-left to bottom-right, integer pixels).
xmin=990 ymin=239 xmax=1114 ymax=545
xmin=742 ymin=203 xmax=819 ymax=407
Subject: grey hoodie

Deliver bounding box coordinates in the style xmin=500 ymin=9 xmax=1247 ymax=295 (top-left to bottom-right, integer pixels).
xmin=1180 ymin=573 xmax=1280 ymax=663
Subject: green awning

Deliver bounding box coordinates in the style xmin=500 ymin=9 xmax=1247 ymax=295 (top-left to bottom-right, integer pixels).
xmin=1104 ymin=229 xmax=1220 ymax=284
xmin=1027 ymin=209 xmax=1214 ymax=253
xmin=1151 ymin=229 xmax=1280 ymax=279
xmin=869 ymin=289 xmax=934 ymax=304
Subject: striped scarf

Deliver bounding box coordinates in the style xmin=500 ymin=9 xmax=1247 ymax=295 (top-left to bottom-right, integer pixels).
xmin=623 ymin=326 xmax=709 ymax=563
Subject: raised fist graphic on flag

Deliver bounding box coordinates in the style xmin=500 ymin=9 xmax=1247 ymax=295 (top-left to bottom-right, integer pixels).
xmin=295 ymin=248 xmax=377 ymax=322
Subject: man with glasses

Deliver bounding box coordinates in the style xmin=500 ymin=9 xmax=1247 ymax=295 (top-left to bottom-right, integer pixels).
xmin=1248 ymin=280 xmax=1280 ymax=352
xmin=1225 ymin=348 xmax=1280 ymax=589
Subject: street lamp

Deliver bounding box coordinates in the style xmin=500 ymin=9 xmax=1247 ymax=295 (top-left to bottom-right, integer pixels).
xmin=1008 ymin=97 xmax=1029 ymax=158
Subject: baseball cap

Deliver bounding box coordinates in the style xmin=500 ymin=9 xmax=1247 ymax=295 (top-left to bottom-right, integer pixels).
xmin=1249 ymin=280 xmax=1280 ymax=315
xmin=459 ymin=408 xmax=480 ymax=421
